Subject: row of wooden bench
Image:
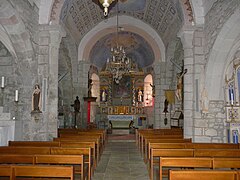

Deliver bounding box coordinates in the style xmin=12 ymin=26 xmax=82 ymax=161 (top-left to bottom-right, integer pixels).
xmin=0 ymin=128 xmax=107 ymax=180
xmin=136 ymin=128 xmax=240 ymax=180
xmin=0 ymin=164 xmax=74 ymax=180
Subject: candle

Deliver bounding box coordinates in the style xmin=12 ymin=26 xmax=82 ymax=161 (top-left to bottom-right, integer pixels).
xmin=15 ymin=90 xmax=18 ymax=102
xmin=231 ymin=92 xmax=234 ymax=105
xmin=61 ymin=100 xmax=63 ymax=106
xmin=1 ymin=76 xmax=4 ymax=88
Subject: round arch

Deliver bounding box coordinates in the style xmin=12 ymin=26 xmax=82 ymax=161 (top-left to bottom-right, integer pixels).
xmin=205 ymin=8 xmax=240 ymax=100
xmin=78 ymin=15 xmax=165 ymax=63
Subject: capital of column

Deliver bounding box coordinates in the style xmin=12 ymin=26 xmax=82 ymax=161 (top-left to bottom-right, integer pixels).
xmin=177 ymin=25 xmax=195 ymax=49
xmin=39 ymin=24 xmax=66 ymax=46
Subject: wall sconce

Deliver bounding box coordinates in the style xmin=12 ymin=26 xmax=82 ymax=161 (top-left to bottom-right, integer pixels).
xmin=15 ymin=90 xmax=18 ymax=102
xmin=1 ymin=76 xmax=5 ymax=89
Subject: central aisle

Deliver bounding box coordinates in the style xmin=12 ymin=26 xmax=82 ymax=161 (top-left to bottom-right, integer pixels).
xmin=92 ymin=139 xmax=149 ymax=180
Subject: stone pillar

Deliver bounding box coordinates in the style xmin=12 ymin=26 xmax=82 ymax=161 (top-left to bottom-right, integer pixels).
xmin=153 ymin=62 xmax=170 ymax=128
xmin=78 ymin=61 xmax=91 ymax=128
xmin=178 ymin=26 xmax=194 ymax=139
xmin=47 ymin=25 xmax=65 ymax=138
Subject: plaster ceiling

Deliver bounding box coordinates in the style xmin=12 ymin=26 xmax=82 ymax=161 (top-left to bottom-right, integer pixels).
xmin=60 ymin=0 xmax=184 ymax=69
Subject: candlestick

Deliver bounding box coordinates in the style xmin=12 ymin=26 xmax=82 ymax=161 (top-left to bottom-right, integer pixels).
xmin=1 ymin=76 xmax=4 ymax=88
xmin=15 ymin=90 xmax=18 ymax=102
xmin=231 ymin=92 xmax=234 ymax=105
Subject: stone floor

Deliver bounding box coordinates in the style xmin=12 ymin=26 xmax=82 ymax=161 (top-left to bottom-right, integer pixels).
xmin=92 ymin=141 xmax=149 ymax=180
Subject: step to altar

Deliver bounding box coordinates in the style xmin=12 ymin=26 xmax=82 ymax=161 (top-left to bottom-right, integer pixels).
xmin=112 ymin=129 xmax=130 ymax=135
xmin=107 ymin=134 xmax=136 ymax=142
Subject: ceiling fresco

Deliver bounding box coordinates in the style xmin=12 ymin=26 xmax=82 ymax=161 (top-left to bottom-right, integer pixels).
xmin=89 ymin=31 xmax=154 ymax=70
xmin=60 ymin=0 xmax=183 ymax=68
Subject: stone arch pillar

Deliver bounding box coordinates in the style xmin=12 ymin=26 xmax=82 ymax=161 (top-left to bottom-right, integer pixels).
xmin=178 ymin=26 xmax=195 ymax=139
xmin=44 ymin=25 xmax=66 ymax=138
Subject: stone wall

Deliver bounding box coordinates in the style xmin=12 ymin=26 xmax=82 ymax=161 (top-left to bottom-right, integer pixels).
xmin=194 ymin=100 xmax=226 ymax=142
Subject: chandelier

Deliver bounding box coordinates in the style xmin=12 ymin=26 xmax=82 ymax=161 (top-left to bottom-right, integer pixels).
xmin=93 ymin=0 xmax=116 ymax=16
xmin=105 ymin=0 xmax=133 ymax=84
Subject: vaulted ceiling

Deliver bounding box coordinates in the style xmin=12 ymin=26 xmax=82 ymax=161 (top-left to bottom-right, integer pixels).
xmin=60 ymin=0 xmax=185 ymax=70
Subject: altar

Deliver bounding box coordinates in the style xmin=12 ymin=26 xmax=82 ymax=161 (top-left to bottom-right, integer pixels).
xmin=108 ymin=115 xmax=134 ymax=129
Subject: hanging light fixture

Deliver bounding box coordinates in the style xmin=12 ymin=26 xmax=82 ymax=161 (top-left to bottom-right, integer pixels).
xmin=99 ymin=0 xmax=115 ymax=16
xmin=105 ymin=0 xmax=134 ymax=84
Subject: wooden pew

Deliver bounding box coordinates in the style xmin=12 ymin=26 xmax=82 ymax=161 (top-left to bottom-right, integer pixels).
xmin=0 ymin=146 xmax=51 ymax=154
xmin=0 ymin=154 xmax=86 ymax=180
xmin=213 ymin=158 xmax=240 ymax=169
xmin=60 ymin=141 xmax=97 ymax=168
xmin=8 ymin=140 xmax=98 ymax=170
xmin=146 ymin=142 xmax=186 ymax=163
xmin=140 ymin=134 xmax=183 ymax=154
xmin=147 ymin=142 xmax=238 ymax=163
xmin=35 ymin=155 xmax=85 ymax=180
xmin=159 ymin=157 xmax=240 ymax=180
xmin=58 ymin=128 xmax=107 ymax=149
xmin=159 ymin=157 xmax=212 ymax=180
xmin=150 ymin=149 xmax=194 ymax=180
xmin=169 ymin=170 xmax=237 ymax=180
xmin=13 ymin=165 xmax=74 ymax=180
xmin=0 ymin=146 xmax=92 ymax=179
xmin=54 ymin=137 xmax=101 ymax=163
xmin=8 ymin=140 xmax=60 ymax=147
xmin=194 ymin=149 xmax=240 ymax=157
xmin=137 ymin=128 xmax=183 ymax=149
xmin=0 ymin=165 xmax=12 ymax=179
xmin=150 ymin=148 xmax=240 ymax=180
xmin=50 ymin=147 xmax=92 ymax=180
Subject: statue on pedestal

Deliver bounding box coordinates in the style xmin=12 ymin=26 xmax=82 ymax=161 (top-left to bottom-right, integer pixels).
xmin=88 ymin=79 xmax=93 ymax=97
xmin=31 ymin=84 xmax=42 ymax=113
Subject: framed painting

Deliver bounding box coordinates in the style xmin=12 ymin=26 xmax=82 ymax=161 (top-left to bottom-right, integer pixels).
xmin=113 ymin=75 xmax=131 ymax=98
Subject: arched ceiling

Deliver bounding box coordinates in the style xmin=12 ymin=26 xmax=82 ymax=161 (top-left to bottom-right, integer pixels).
xmin=89 ymin=31 xmax=154 ymax=70
xmin=60 ymin=0 xmax=185 ymax=68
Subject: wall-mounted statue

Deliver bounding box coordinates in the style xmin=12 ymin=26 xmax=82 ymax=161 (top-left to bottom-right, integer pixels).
xmin=175 ymin=69 xmax=187 ymax=101
xmin=31 ymin=84 xmax=42 ymax=113
xmin=88 ymin=78 xmax=93 ymax=97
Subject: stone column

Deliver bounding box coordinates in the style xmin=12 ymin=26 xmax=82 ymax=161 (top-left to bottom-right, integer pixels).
xmin=178 ymin=26 xmax=194 ymax=139
xmin=153 ymin=62 xmax=170 ymax=128
xmin=47 ymin=25 xmax=65 ymax=138
xmin=78 ymin=61 xmax=91 ymax=128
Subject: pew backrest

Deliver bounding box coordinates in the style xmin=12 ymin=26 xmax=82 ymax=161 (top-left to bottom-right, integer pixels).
xmin=169 ymin=170 xmax=237 ymax=180
xmin=8 ymin=141 xmax=60 ymax=147
xmin=14 ymin=165 xmax=74 ymax=180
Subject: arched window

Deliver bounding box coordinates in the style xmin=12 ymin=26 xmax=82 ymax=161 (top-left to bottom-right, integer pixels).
xmin=144 ymin=74 xmax=153 ymax=106
xmin=91 ymin=73 xmax=100 ymax=103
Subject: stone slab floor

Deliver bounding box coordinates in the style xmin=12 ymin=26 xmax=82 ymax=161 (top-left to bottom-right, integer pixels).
xmin=92 ymin=141 xmax=149 ymax=180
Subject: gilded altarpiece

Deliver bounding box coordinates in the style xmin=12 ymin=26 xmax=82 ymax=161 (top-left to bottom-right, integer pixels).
xmin=99 ymin=71 xmax=144 ymax=115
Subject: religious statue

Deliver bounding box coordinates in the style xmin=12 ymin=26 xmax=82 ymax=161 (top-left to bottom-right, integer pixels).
xmin=138 ymin=89 xmax=143 ymax=102
xmin=175 ymin=69 xmax=187 ymax=101
xmin=102 ymin=89 xmax=106 ymax=102
xmin=31 ymin=84 xmax=42 ymax=113
xmin=88 ymin=78 xmax=93 ymax=97
xmin=73 ymin=96 xmax=80 ymax=112
xmin=163 ymin=99 xmax=169 ymax=113
xmin=150 ymin=84 xmax=155 ymax=97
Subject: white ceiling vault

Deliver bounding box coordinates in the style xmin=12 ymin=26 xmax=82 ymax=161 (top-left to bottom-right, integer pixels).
xmin=38 ymin=0 xmax=217 ymax=70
